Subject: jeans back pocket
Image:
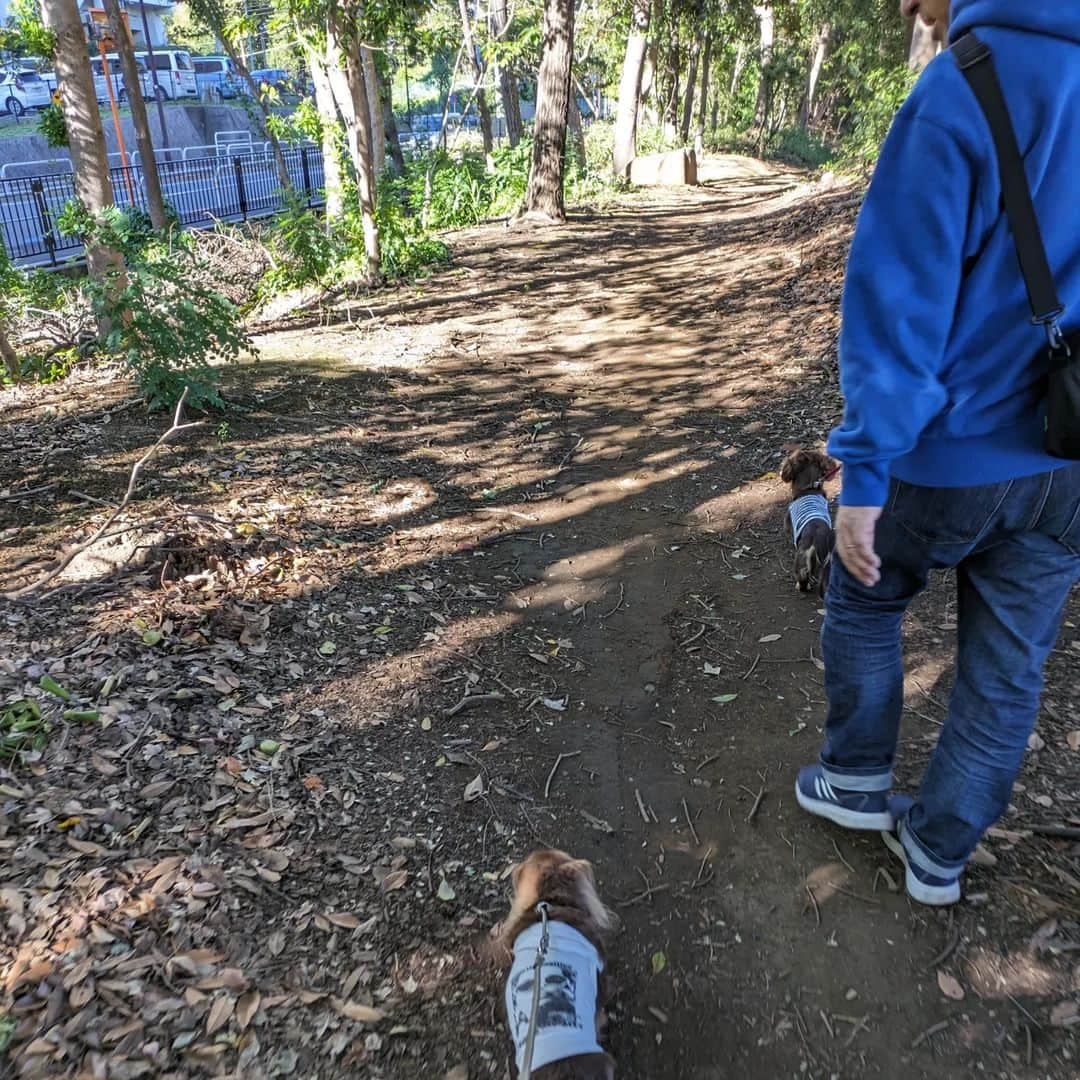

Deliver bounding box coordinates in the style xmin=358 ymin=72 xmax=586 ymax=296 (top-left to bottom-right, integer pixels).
xmin=889 ymin=479 xmax=1014 ymax=546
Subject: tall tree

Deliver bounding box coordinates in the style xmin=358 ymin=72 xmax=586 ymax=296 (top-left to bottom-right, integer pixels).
xmin=40 ymin=0 xmax=124 ymax=288
xmin=613 ymin=0 xmax=651 ymax=176
xmin=567 ymin=90 xmax=586 ymax=168
xmin=680 ymin=33 xmax=700 ymax=142
xmin=325 ymin=7 xmax=379 ymax=275
xmin=379 ymin=68 xmax=405 ymax=175
xmin=798 ymin=22 xmax=832 ymax=128
xmin=306 ymin=38 xmax=345 ymax=218
xmin=752 ymin=2 xmax=775 ymax=130
xmin=696 ymin=33 xmax=712 ymax=140
xmin=102 ymin=0 xmax=167 ymax=230
xmin=489 ymin=0 xmax=522 ymax=146
xmin=362 ymin=45 xmax=386 ymax=174
xmin=185 ymin=0 xmax=294 ymax=193
xmin=522 ymin=0 xmax=575 ymax=221
xmin=458 ymin=0 xmax=494 ymax=156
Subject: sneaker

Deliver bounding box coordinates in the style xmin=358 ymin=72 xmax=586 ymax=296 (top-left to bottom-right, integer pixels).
xmin=795 ymin=765 xmax=894 ymax=830
xmin=881 ymin=803 xmax=961 ymax=907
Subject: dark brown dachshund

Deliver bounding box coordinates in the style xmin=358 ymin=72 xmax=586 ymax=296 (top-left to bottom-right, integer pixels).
xmin=781 ymin=449 xmax=839 ymax=598
xmin=492 ymin=850 xmax=616 ymax=1079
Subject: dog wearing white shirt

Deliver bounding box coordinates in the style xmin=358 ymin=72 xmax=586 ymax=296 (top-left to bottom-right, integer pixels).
xmin=492 ymin=849 xmax=616 ymax=1079
xmin=781 ymin=449 xmax=839 ymax=598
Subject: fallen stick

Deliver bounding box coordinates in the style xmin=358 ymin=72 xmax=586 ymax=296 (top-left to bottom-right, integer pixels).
xmin=444 ymin=691 xmax=504 ymax=718
xmin=634 ymin=787 xmax=650 ymax=824
xmin=5 ymin=389 xmax=205 ymax=600
xmin=544 ymin=751 xmax=580 ymax=799
xmin=617 ymin=882 xmax=670 ymax=908
xmin=0 ymin=482 xmax=57 ymax=502
xmin=911 ymin=1019 xmax=951 ymax=1049
xmin=742 ymin=784 xmax=766 ymax=824
xmin=682 ymin=798 xmax=700 ymax=846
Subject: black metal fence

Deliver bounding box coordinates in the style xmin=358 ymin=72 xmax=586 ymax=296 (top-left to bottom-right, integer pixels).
xmin=0 ymin=143 xmax=325 ymax=267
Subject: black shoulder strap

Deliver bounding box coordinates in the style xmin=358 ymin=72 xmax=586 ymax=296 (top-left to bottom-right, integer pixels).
xmin=951 ymin=32 xmax=1064 ymax=328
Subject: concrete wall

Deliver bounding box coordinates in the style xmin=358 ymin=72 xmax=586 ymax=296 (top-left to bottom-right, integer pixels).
xmin=0 ymin=105 xmax=266 ymax=175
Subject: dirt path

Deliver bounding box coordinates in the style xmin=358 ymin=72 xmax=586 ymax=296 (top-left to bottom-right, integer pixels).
xmin=2 ymin=157 xmax=1078 ymax=1078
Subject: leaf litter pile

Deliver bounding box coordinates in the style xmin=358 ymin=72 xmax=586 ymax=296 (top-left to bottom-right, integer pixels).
xmin=2 ymin=166 xmax=1080 ymax=1078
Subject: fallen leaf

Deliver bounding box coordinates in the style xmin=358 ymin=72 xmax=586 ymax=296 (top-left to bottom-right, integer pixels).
xmin=1028 ymin=732 xmax=1046 ymax=752
xmin=142 ymin=630 xmax=163 ymax=646
xmin=1067 ymin=731 xmax=1080 ymax=751
xmin=650 ymin=951 xmax=667 ymax=975
xmin=326 ymin=913 xmax=362 ymax=929
xmin=258 ymin=740 xmax=280 ymax=755
xmin=267 ymin=931 xmax=286 ymax=957
xmin=333 ymin=998 xmax=385 ymax=1023
xmin=318 ymin=641 xmax=337 ymax=656
xmin=463 ymin=775 xmax=485 ymax=802
xmin=541 ymin=697 xmax=568 ymax=712
xmin=437 ymin=879 xmax=456 ymax=902
xmin=380 ymin=870 xmax=408 ymax=894
xmin=580 ymin=810 xmax=615 ymax=834
xmin=702 ymin=663 xmax=723 ymax=676
xmin=236 ymin=990 xmax=260 ymax=1031
xmin=206 ymin=994 xmax=235 ymax=1035
xmin=712 ymin=694 xmax=739 ymax=705
xmin=937 ymin=970 xmax=965 ymax=1001
xmin=758 ymin=634 xmax=782 ymax=643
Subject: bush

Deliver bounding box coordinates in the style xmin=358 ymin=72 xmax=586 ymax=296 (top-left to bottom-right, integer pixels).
xmin=833 ymin=64 xmax=916 ymax=172
xmin=260 ymin=196 xmax=335 ymax=293
xmin=772 ymin=126 xmax=833 ymax=168
xmin=37 ymin=105 xmax=68 ymax=148
xmin=58 ymin=202 xmax=251 ymax=410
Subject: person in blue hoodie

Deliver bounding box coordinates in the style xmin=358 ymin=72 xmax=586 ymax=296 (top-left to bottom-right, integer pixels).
xmin=795 ymin=0 xmax=1080 ymax=905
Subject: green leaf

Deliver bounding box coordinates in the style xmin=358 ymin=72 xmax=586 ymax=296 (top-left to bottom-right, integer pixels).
xmin=437 ymin=879 xmax=456 ymax=902
xmin=142 ymin=629 xmax=163 ymax=646
xmin=650 ymin=950 xmax=667 ymax=975
xmin=38 ymin=675 xmax=71 ymax=701
xmin=712 ymin=693 xmax=739 ymax=705
xmin=318 ymin=641 xmax=337 ymax=656
xmin=259 ymin=739 xmax=280 ymax=755
xmin=62 ymin=709 xmax=100 ymax=723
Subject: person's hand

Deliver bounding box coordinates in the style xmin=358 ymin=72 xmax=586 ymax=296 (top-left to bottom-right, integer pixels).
xmin=835 ymin=505 xmax=883 ymax=587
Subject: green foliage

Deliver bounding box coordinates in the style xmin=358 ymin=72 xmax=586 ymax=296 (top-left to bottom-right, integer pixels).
xmin=2 ymin=0 xmax=56 ymax=59
xmin=372 ymin=176 xmax=451 ymax=281
xmin=261 ymin=195 xmax=334 ymax=292
xmin=772 ymin=125 xmax=833 ymax=168
xmin=37 ymin=104 xmax=68 ymax=148
xmin=833 ymin=64 xmax=917 ymax=172
xmin=58 ymin=202 xmax=251 ymax=410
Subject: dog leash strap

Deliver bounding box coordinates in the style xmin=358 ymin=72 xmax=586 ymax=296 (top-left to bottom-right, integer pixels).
xmin=519 ymin=902 xmax=551 ymax=1080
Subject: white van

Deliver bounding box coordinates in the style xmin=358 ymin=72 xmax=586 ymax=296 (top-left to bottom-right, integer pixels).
xmin=88 ymin=57 xmax=154 ymax=104
xmin=134 ymin=49 xmax=198 ymax=100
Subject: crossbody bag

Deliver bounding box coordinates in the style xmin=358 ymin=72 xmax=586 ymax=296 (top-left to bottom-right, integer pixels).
xmin=952 ymin=32 xmax=1080 ymax=460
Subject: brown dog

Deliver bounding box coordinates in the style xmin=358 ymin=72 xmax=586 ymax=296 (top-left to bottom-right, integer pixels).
xmin=781 ymin=449 xmax=839 ymax=598
xmin=493 ymin=850 xmax=616 ymax=1079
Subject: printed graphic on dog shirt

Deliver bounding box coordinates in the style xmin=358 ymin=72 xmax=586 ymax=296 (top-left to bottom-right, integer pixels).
xmin=505 ymin=922 xmax=604 ymax=1072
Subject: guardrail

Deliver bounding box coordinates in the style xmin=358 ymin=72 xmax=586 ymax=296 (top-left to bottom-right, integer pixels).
xmin=0 ymin=141 xmax=324 ymax=268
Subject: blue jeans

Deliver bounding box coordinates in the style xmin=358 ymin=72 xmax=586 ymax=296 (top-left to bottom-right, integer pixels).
xmin=820 ymin=465 xmax=1080 ymax=879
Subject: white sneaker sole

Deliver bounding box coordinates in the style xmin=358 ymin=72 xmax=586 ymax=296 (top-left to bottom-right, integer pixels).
xmin=795 ymin=780 xmax=894 ymax=831
xmin=881 ymin=830 xmax=961 ymax=906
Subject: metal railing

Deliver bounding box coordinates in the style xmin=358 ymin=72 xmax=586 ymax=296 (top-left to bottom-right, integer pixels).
xmin=0 ymin=141 xmax=325 ymax=267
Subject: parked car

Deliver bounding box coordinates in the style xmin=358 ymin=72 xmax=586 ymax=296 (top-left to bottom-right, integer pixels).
xmin=134 ymin=48 xmax=199 ymax=100
xmin=0 ymin=70 xmax=51 ymax=118
xmin=248 ymin=68 xmax=294 ymax=96
xmin=89 ymin=57 xmax=155 ymax=105
xmin=193 ymin=56 xmax=242 ymax=100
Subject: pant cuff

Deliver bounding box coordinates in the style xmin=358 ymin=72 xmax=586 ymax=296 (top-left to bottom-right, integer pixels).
xmin=819 ymin=763 xmax=892 ymax=793
xmin=899 ymin=818 xmax=967 ymax=877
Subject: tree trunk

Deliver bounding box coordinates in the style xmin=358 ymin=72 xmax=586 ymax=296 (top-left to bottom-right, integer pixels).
xmin=661 ymin=38 xmax=680 ymax=131
xmin=722 ymin=40 xmax=746 ymax=125
xmin=753 ymin=3 xmax=775 ymax=130
xmin=0 ymin=323 xmax=18 ymax=381
xmin=680 ymin=35 xmax=700 ymax=143
xmin=696 ymin=34 xmax=711 ymax=139
xmin=907 ymin=15 xmax=946 ymax=71
xmin=102 ymin=0 xmax=166 ymax=230
xmin=326 ymin=13 xmax=379 ymax=276
xmin=362 ymin=46 xmax=385 ymax=175
xmin=380 ymin=69 xmax=405 ymax=175
xmin=308 ymin=41 xmax=344 ymax=219
xmin=522 ymin=0 xmax=575 ymax=221
xmin=489 ymin=0 xmax=522 ymax=146
xmin=613 ymin=0 xmax=651 ymax=176
xmin=798 ymin=23 xmax=831 ymax=128
xmin=458 ymin=0 xmax=494 ymax=156
xmin=40 ymin=0 xmax=124 ymax=288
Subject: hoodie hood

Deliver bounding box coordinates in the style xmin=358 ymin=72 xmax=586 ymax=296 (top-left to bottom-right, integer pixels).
xmin=950 ymin=0 xmax=1080 ymax=44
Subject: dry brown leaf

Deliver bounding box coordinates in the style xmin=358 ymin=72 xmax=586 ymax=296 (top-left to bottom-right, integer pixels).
xmin=333 ymin=997 xmax=385 ymax=1023
xmin=69 ymin=980 xmax=95 ymax=1009
xmin=91 ymin=752 xmax=120 ymax=776
xmin=1067 ymin=731 xmax=1080 ymax=752
xmin=267 ymin=931 xmax=286 ymax=957
xmin=937 ymin=970 xmax=965 ymax=1001
xmin=206 ymin=994 xmax=236 ymax=1035
xmin=326 ymin=912 xmax=361 ymax=929
xmin=463 ymin=774 xmax=485 ymax=802
xmin=198 ymin=968 xmax=248 ymax=991
xmin=380 ymin=870 xmax=409 ymax=894
xmin=236 ymin=990 xmax=261 ymax=1031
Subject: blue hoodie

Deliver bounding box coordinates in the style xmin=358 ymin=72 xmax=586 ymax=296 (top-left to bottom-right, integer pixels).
xmin=829 ymin=0 xmax=1080 ymax=506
